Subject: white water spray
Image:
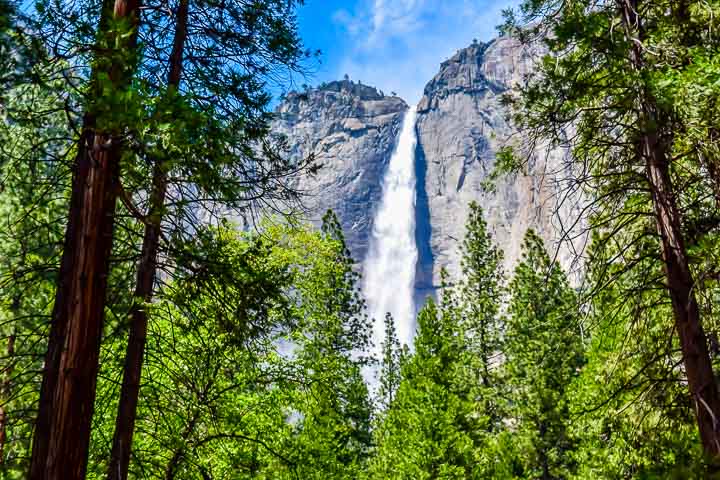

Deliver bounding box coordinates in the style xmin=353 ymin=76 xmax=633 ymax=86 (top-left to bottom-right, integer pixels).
xmin=363 ymin=107 xmax=419 ymax=358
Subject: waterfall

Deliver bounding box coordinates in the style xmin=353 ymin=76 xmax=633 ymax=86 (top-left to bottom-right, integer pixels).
xmin=363 ymin=107 xmax=419 ymax=360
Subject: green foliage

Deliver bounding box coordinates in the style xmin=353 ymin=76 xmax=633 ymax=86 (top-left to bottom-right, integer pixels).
xmin=85 ymin=219 xmax=372 ymax=479
xmin=4 ymin=0 xmax=720 ymax=476
xmin=0 ymin=0 xmax=16 ymax=90
xmin=170 ymin=224 xmax=294 ymax=342
xmin=566 ymin=223 xmax=705 ymax=478
xmin=459 ymin=203 xmax=504 ymax=394
xmin=497 ymin=0 xmax=720 ymax=475
xmin=378 ymin=313 xmax=402 ymax=410
xmin=371 ymin=297 xmax=483 ymax=480
xmin=0 ymin=147 xmax=64 ymax=479
xmin=0 ymin=74 xmax=72 ymax=476
xmin=372 ymin=204 xmax=507 ymax=479
xmin=504 ymin=230 xmax=584 ymax=479
xmin=2 ymin=0 xmax=318 ymax=475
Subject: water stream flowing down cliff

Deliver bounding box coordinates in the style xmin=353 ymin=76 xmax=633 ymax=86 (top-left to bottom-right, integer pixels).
xmin=363 ymin=107 xmax=419 ymax=360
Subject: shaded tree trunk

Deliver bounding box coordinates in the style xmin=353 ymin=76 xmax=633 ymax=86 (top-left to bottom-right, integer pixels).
xmin=644 ymin=129 xmax=720 ymax=459
xmin=163 ymin=409 xmax=201 ymax=480
xmin=28 ymin=124 xmax=121 ymax=480
xmin=28 ymin=0 xmax=142 ymax=477
xmin=619 ymin=0 xmax=720 ymax=460
xmin=0 ymin=327 xmax=15 ymax=464
xmin=107 ymin=1 xmax=189 ymax=478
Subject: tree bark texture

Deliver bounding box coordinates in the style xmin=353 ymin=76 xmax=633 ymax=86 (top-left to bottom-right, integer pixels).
xmin=106 ymin=1 xmax=188 ymax=478
xmin=28 ymin=0 xmax=142 ymax=477
xmin=619 ymin=0 xmax=720 ymax=460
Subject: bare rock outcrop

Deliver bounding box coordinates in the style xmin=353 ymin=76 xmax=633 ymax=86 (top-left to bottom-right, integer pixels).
xmin=415 ymin=36 xmax=585 ymax=297
xmin=271 ymin=37 xmax=586 ymax=305
xmin=272 ymin=80 xmax=408 ymax=260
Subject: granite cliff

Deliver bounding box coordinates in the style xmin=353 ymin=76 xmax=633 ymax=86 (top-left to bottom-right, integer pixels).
xmin=273 ymin=80 xmax=407 ymax=261
xmin=415 ymin=36 xmax=585 ymax=297
xmin=271 ymin=36 xmax=585 ymax=304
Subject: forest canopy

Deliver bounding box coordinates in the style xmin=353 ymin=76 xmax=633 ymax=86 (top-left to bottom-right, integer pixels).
xmin=2 ymin=0 xmax=720 ymax=479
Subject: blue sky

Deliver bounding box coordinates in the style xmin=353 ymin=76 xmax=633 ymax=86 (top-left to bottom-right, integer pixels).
xmin=295 ymin=0 xmax=520 ymax=103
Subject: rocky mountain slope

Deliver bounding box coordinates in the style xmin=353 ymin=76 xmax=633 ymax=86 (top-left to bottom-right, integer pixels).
xmin=271 ymin=36 xmax=586 ymax=303
xmin=415 ymin=36 xmax=585 ymax=297
xmin=273 ymin=80 xmax=407 ymax=261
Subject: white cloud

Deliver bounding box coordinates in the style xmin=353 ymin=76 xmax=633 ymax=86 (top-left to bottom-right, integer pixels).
xmin=335 ymin=0 xmax=429 ymax=49
xmin=332 ymin=0 xmax=520 ymax=103
xmin=332 ymin=9 xmax=363 ymax=35
xmin=368 ymin=0 xmax=427 ymax=45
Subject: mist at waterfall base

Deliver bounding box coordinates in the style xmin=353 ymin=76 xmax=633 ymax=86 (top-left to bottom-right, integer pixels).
xmin=362 ymin=107 xmax=419 ymax=382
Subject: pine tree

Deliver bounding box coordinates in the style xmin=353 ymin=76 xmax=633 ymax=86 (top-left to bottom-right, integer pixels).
xmin=83 ymin=218 xmax=373 ymax=479
xmin=378 ymin=313 xmax=402 ymax=410
xmin=281 ymin=211 xmax=373 ymax=479
xmin=106 ymin=2 xmax=313 ymax=476
xmin=502 ymin=0 xmax=720 ymax=462
xmin=4 ymin=0 xmax=315 ymax=475
xmin=28 ymin=0 xmax=145 ymax=474
xmin=370 ymin=202 xmax=508 ymax=479
xmin=568 ymin=224 xmax=703 ymax=478
xmin=503 ymin=230 xmax=584 ymax=479
xmin=371 ymin=283 xmax=481 ymax=479
xmin=458 ymin=202 xmax=504 ymax=427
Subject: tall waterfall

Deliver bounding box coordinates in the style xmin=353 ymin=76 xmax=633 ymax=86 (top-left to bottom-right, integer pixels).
xmin=363 ymin=107 xmax=419 ymax=359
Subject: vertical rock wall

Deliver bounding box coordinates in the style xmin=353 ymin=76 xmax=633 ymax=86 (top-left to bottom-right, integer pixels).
xmin=271 ymin=38 xmax=586 ymax=306
xmin=272 ymin=81 xmax=408 ymax=260
xmin=415 ymin=37 xmax=585 ymax=296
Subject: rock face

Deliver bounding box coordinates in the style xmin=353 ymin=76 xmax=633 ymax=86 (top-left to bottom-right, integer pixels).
xmin=272 ymin=37 xmax=585 ymax=303
xmin=415 ymin=36 xmax=585 ymax=298
xmin=272 ymin=80 xmax=408 ymax=260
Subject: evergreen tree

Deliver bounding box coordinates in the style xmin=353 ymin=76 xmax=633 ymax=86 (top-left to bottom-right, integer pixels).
xmin=501 ymin=0 xmax=720 ymax=460
xmin=568 ymin=224 xmax=703 ymax=478
xmin=371 ymin=202 xmax=508 ymax=479
xmin=371 ymin=281 xmax=482 ymax=479
xmin=28 ymin=0 xmax=146 ymax=473
xmin=458 ymin=202 xmax=504 ymax=427
xmin=378 ymin=312 xmax=402 ymax=410
xmin=0 ymin=58 xmax=141 ymax=477
xmin=503 ymin=230 xmax=584 ymax=479
xmin=279 ymin=211 xmax=373 ymax=479
xmin=84 ymin=218 xmax=372 ymax=479
xmin=106 ymin=2 xmax=314 ymax=476
xmin=2 ymin=0 xmax=316 ymax=475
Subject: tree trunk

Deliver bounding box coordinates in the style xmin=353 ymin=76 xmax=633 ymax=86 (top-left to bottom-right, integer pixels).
xmin=644 ymin=131 xmax=720 ymax=458
xmin=107 ymin=1 xmax=188 ymax=479
xmin=619 ymin=0 xmax=720 ymax=460
xmin=28 ymin=0 xmax=142 ymax=477
xmin=163 ymin=410 xmax=200 ymax=480
xmin=28 ymin=126 xmax=121 ymax=480
xmin=0 ymin=328 xmax=15 ymax=464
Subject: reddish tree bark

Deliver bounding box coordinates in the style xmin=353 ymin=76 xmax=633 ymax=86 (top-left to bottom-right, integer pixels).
xmin=619 ymin=0 xmax=720 ymax=460
xmin=29 ymin=123 xmax=121 ymax=480
xmin=645 ymin=131 xmax=720 ymax=459
xmin=0 ymin=329 xmax=15 ymax=464
xmin=28 ymin=0 xmax=142 ymax=477
xmin=106 ymin=1 xmax=189 ymax=479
